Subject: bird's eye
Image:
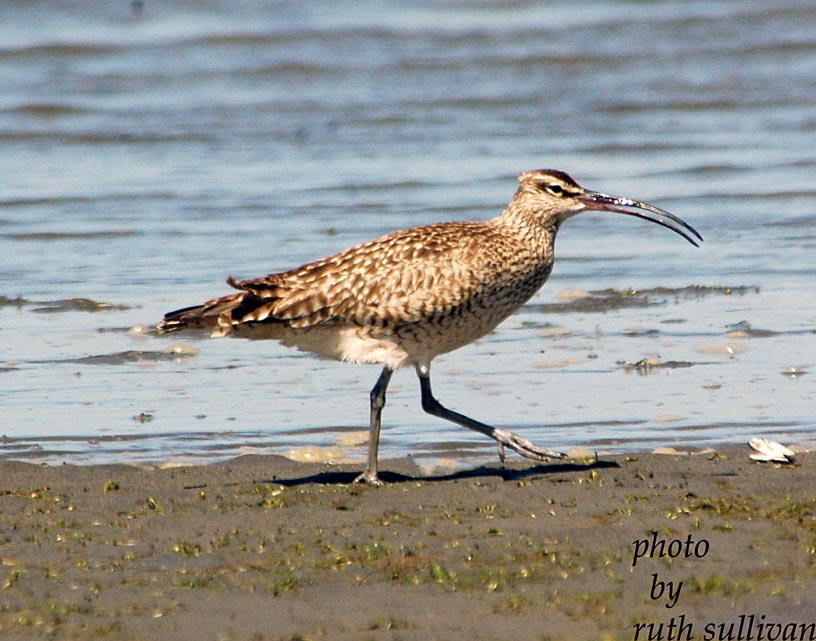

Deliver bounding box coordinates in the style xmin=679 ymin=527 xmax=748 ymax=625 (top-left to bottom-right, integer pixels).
xmin=543 ymin=183 xmax=564 ymax=196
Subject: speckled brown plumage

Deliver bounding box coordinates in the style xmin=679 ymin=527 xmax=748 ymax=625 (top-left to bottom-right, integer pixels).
xmin=159 ymin=179 xmax=562 ymax=368
xmin=159 ymin=169 xmax=702 ymax=483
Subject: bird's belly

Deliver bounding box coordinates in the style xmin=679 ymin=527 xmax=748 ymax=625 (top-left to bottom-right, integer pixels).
xmin=226 ymin=310 xmax=507 ymax=370
xmin=229 ymin=322 xmax=414 ymax=369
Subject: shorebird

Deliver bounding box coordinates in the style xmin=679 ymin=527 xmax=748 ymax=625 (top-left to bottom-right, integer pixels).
xmin=158 ymin=169 xmax=702 ymax=483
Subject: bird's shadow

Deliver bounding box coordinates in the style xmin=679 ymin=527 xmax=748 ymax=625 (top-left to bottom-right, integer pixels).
xmin=263 ymin=459 xmax=619 ymax=487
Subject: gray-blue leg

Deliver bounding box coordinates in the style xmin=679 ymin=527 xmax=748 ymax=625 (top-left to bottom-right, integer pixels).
xmin=355 ymin=366 xmax=393 ymax=484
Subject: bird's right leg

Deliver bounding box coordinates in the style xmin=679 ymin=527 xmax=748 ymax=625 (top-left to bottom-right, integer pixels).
xmin=415 ymin=362 xmax=567 ymax=464
xmin=354 ymin=366 xmax=394 ymax=484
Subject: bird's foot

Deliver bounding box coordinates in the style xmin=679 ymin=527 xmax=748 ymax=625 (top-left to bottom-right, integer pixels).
xmin=492 ymin=428 xmax=567 ymax=463
xmin=353 ymin=469 xmax=383 ymax=485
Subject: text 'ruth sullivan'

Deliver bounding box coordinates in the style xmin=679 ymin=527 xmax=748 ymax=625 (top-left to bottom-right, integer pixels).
xmin=633 ymin=613 xmax=816 ymax=641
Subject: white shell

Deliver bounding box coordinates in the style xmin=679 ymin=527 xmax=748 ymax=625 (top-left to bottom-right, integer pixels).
xmin=748 ymin=437 xmax=795 ymax=463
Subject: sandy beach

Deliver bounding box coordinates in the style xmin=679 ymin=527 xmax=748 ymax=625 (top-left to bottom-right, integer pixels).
xmin=1 ymin=447 xmax=814 ymax=640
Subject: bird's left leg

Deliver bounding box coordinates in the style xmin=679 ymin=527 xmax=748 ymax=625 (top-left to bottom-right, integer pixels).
xmin=354 ymin=366 xmax=394 ymax=484
xmin=416 ymin=362 xmax=567 ymax=464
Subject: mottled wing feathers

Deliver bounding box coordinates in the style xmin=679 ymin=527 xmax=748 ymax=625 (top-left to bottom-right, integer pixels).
xmin=160 ymin=221 xmax=503 ymax=336
xmin=230 ymin=222 xmax=496 ymax=329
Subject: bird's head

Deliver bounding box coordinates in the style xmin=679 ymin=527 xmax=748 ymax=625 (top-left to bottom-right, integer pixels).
xmin=514 ymin=169 xmax=703 ymax=247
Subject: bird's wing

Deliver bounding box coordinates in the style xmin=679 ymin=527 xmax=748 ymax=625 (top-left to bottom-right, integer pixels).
xmin=229 ymin=221 xmax=499 ymax=330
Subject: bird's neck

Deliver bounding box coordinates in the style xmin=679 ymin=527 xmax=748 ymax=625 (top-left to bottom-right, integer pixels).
xmin=494 ymin=201 xmax=559 ymax=255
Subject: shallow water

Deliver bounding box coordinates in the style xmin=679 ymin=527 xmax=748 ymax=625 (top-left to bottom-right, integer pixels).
xmin=1 ymin=0 xmax=814 ymax=467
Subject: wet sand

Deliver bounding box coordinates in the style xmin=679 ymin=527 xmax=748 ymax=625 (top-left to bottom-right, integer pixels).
xmin=1 ymin=447 xmax=815 ymax=641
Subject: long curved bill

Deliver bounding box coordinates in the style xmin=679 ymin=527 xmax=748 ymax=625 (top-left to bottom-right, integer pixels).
xmin=578 ymin=191 xmax=703 ymax=247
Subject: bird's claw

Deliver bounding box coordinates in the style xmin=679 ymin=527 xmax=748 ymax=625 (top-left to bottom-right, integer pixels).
xmin=492 ymin=428 xmax=567 ymax=463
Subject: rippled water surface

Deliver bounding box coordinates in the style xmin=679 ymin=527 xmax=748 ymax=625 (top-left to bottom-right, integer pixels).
xmin=1 ymin=1 xmax=814 ymax=467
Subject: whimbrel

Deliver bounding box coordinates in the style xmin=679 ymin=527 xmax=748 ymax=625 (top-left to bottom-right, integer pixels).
xmin=158 ymin=169 xmax=702 ymax=483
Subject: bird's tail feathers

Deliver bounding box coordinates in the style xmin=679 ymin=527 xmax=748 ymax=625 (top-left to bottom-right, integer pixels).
xmin=157 ymin=291 xmax=245 ymax=336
